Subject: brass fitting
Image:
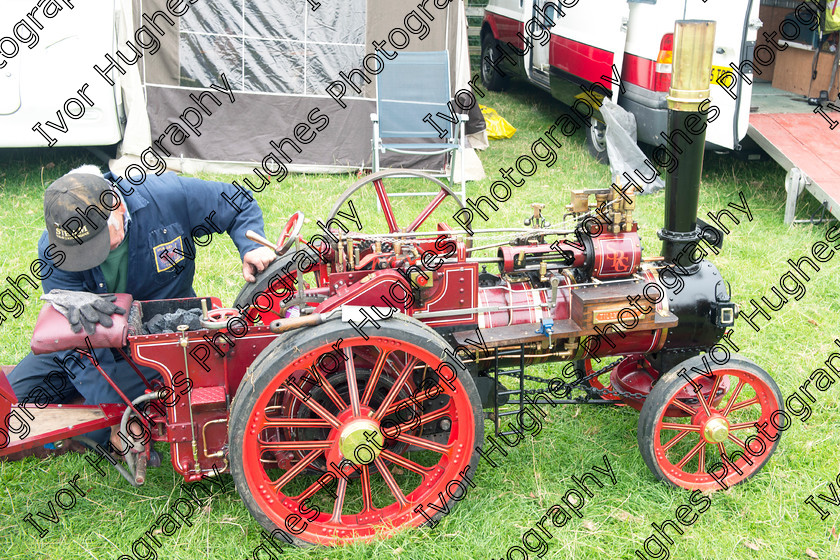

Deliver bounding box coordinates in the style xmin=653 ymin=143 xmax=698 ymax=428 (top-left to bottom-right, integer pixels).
xmin=667 ymin=20 xmax=716 ymax=112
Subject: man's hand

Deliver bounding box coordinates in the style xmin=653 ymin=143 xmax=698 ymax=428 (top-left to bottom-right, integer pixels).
xmin=242 ymin=247 xmax=277 ymax=282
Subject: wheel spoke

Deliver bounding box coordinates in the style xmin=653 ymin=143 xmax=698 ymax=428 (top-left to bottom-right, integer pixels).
xmin=406 ymin=190 xmax=448 ymax=232
xmin=381 ymin=387 xmax=442 ymax=418
xmin=660 ymin=422 xmax=702 ymax=432
xmin=272 ymin=449 xmax=324 ymax=492
xmin=262 ymin=418 xmax=331 ymax=429
xmin=729 ymin=396 xmax=760 ymax=413
xmin=380 ymin=449 xmax=436 ymax=477
xmin=392 ymin=432 xmax=451 ymax=455
xmin=697 ymin=443 xmax=706 ymax=474
xmin=283 ymin=381 xmax=342 ymax=429
xmin=729 ymin=421 xmax=758 ymax=431
xmin=374 ymin=456 xmax=409 ymax=507
xmin=671 ymin=399 xmax=696 ymax=415
xmin=707 ymin=374 xmax=723 ymax=408
xmin=662 ymin=429 xmax=693 ymax=452
xmin=675 ymin=440 xmax=704 ymax=469
xmin=346 ymin=348 xmax=361 ymax=416
xmin=382 ymin=405 xmax=451 ymax=438
xmin=687 ymin=377 xmax=713 ymax=417
xmin=361 ymin=350 xmax=390 ymax=406
xmin=721 ymin=380 xmax=746 ymax=416
xmin=329 ymin=477 xmax=348 ymax=523
xmin=360 ymin=464 xmax=374 ymax=514
xmin=309 ymin=368 xmax=348 ymax=412
xmin=373 ymin=179 xmax=400 ymax=233
xmin=727 ymin=433 xmax=749 ymax=452
xmin=295 ymin=478 xmax=333 ymax=503
xmin=373 ymin=356 xmax=419 ymax=421
xmin=259 ymin=440 xmax=331 ymax=451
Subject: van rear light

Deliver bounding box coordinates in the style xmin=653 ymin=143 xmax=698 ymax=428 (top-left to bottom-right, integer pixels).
xmin=654 ymin=33 xmax=673 ymax=92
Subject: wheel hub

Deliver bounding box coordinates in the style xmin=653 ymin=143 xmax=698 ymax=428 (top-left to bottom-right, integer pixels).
xmin=702 ymin=416 xmax=730 ymax=443
xmin=339 ymin=418 xmax=384 ymax=465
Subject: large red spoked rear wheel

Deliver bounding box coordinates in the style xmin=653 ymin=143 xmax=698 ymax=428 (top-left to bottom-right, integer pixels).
xmin=326 ymin=169 xmax=470 ymax=247
xmin=229 ymin=315 xmax=483 ymax=546
xmin=638 ymin=355 xmax=784 ymax=491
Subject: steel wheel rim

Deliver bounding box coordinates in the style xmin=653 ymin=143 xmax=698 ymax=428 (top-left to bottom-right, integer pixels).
xmin=652 ymin=366 xmax=781 ymax=490
xmin=239 ymin=335 xmax=477 ymax=544
xmin=325 ymin=170 xmax=469 ymax=244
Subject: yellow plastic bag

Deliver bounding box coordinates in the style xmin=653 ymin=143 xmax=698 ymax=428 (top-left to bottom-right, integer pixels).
xmin=826 ymin=1 xmax=840 ymax=33
xmin=480 ymin=105 xmax=516 ymax=140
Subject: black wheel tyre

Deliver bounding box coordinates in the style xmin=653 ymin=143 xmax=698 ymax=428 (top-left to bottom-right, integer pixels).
xmin=228 ymin=314 xmax=484 ymax=546
xmin=233 ymin=251 xmax=321 ymax=324
xmin=637 ymin=355 xmax=784 ymax=492
xmin=481 ymin=36 xmax=510 ymax=91
xmin=585 ymin=119 xmax=609 ymax=164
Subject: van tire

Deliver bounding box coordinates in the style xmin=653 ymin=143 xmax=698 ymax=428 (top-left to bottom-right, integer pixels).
xmin=481 ymin=36 xmax=510 ymax=91
xmin=585 ymin=119 xmax=609 ymax=164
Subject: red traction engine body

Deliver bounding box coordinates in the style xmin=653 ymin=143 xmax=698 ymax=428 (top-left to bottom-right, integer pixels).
xmin=0 ymin=21 xmax=784 ymax=547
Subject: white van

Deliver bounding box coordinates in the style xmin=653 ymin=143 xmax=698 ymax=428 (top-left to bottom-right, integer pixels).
xmin=479 ymin=0 xmax=761 ymax=161
xmin=0 ymin=0 xmax=124 ymax=148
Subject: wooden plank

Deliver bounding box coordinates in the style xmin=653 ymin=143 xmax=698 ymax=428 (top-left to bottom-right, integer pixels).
xmin=9 ymin=407 xmax=106 ymax=444
xmin=750 ymin=114 xmax=840 ymax=184
xmin=0 ymin=403 xmax=125 ymax=458
xmin=748 ymin=113 xmax=840 ymax=221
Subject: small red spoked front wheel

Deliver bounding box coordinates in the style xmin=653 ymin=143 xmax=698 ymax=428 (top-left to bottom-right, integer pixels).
xmin=228 ymin=315 xmax=483 ymax=546
xmin=637 ymin=355 xmax=784 ymax=491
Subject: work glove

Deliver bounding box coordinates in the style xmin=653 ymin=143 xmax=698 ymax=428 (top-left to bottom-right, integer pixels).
xmin=41 ymin=289 xmax=126 ymax=335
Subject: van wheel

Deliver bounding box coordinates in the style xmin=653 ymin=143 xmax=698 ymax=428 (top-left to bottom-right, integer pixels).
xmin=481 ymin=36 xmax=509 ymax=91
xmin=585 ymin=119 xmax=609 ymax=164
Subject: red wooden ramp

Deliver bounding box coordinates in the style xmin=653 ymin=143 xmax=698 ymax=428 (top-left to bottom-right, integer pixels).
xmin=748 ymin=113 xmax=840 ymax=224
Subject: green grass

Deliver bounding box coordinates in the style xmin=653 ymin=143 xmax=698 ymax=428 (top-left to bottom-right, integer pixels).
xmin=1 ymin=81 xmax=839 ymax=560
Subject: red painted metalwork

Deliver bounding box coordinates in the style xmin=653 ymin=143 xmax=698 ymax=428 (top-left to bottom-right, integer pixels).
xmin=591 ymin=232 xmax=642 ymax=279
xmin=2 ymin=164 xmax=783 ymax=538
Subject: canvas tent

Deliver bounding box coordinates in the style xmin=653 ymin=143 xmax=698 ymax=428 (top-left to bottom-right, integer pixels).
xmin=112 ymin=0 xmax=486 ymax=180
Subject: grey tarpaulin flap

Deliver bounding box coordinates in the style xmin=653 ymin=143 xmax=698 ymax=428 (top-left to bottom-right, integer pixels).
xmin=601 ymin=99 xmax=664 ymax=195
xmin=112 ymin=0 xmax=484 ymax=180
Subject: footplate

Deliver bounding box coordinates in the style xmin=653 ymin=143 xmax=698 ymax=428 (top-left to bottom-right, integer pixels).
xmin=0 ymin=403 xmax=125 ymax=457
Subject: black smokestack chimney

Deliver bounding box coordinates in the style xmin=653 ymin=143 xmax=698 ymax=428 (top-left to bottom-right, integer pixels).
xmin=659 ymin=20 xmax=716 ymax=270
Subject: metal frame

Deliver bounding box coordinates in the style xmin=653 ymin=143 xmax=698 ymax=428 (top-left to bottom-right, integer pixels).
xmin=370 ymin=51 xmax=468 ymax=204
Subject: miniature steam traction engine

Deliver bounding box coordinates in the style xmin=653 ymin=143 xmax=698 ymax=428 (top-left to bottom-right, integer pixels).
xmin=0 ymin=22 xmax=783 ymax=546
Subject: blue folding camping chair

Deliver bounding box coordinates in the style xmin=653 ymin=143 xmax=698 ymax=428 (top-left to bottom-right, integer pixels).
xmin=371 ymin=50 xmax=468 ymax=203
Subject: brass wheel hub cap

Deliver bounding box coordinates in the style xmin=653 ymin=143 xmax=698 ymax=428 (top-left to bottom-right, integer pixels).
xmin=703 ymin=417 xmax=730 ymax=443
xmin=339 ymin=418 xmax=384 ymax=465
